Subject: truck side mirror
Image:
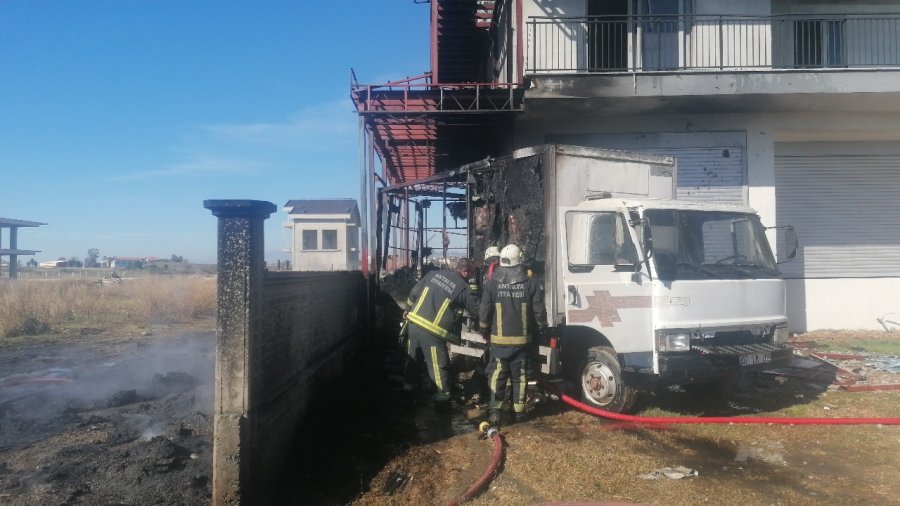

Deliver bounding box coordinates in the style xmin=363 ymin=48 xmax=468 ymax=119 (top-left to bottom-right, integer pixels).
xmin=783 ymin=226 xmax=798 ymax=261
xmin=769 ymin=225 xmax=798 ymax=263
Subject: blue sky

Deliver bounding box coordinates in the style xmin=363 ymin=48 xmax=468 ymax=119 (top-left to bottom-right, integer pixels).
xmin=0 ymin=1 xmax=429 ymax=264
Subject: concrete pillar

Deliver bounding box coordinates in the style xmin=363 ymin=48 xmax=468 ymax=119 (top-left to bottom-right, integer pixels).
xmin=9 ymin=227 xmax=17 ymax=280
xmin=203 ymin=199 xmax=275 ymax=506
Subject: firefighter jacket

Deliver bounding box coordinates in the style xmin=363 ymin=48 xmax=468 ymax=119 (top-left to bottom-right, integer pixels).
xmin=405 ymin=269 xmax=478 ymax=344
xmin=479 ymin=265 xmax=547 ymax=347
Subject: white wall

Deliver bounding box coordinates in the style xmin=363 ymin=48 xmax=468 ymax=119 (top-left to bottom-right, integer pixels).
xmin=290 ymin=219 xmax=359 ymax=272
xmin=787 ymin=278 xmax=900 ymax=331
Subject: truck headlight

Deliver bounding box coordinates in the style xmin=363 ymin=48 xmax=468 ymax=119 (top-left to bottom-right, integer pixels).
xmin=656 ymin=332 xmax=691 ymax=352
xmin=773 ymin=325 xmax=790 ymax=344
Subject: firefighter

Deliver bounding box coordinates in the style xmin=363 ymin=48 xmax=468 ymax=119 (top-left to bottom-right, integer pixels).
xmin=403 ymin=258 xmax=479 ymax=411
xmin=482 ymin=246 xmax=501 ymax=286
xmin=479 ymin=244 xmax=547 ymax=426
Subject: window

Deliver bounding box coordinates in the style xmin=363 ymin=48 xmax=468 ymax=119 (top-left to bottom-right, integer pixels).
xmin=794 ymin=19 xmax=844 ymax=68
xmin=566 ymin=212 xmax=639 ymax=268
xmin=302 ymin=230 xmax=318 ymax=250
xmin=644 ymin=210 xmax=779 ymax=281
xmin=322 ymin=230 xmax=338 ymax=250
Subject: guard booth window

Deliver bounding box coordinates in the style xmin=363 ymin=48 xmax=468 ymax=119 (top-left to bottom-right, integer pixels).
xmin=567 ymin=212 xmax=639 ymax=267
xmin=322 ymin=230 xmax=338 ymax=250
xmin=302 ymin=230 xmax=318 ymax=250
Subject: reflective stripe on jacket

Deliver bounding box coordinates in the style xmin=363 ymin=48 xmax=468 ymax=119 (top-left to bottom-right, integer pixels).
xmin=405 ymin=269 xmax=476 ymax=344
xmin=479 ymin=266 xmax=547 ymax=347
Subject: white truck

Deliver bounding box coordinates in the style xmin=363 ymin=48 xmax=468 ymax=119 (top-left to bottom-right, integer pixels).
xmin=452 ymin=144 xmax=797 ymax=412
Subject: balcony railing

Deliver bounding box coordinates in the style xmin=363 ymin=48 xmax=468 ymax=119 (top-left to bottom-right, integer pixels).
xmin=526 ymin=13 xmax=900 ymax=74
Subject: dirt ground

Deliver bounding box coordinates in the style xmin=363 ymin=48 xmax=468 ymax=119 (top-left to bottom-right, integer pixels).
xmin=3 ymin=327 xmax=899 ymax=506
xmin=0 ymin=325 xmax=215 ymax=505
xmin=303 ymin=330 xmax=900 ymax=506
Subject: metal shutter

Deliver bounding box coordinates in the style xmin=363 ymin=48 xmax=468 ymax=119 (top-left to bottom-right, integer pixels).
xmin=639 ymin=147 xmax=745 ymax=205
xmin=775 ymin=155 xmax=900 ymax=278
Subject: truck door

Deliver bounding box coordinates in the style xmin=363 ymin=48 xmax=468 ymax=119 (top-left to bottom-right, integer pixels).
xmin=560 ymin=208 xmax=653 ymax=354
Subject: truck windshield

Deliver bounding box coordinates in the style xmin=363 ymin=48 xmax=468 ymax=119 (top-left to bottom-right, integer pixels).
xmin=644 ymin=210 xmax=779 ymax=281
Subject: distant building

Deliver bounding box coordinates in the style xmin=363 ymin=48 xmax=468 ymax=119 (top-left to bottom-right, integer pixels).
xmin=283 ymin=199 xmax=360 ymax=271
xmin=110 ymin=257 xmax=150 ymax=269
xmin=39 ymin=260 xmax=65 ymax=269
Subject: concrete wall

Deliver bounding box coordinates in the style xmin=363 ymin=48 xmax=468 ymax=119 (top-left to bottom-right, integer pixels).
xmin=205 ymin=200 xmax=365 ymax=505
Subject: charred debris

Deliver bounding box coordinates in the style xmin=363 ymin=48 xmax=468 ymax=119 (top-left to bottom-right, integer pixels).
xmin=376 ymin=149 xmax=547 ymax=303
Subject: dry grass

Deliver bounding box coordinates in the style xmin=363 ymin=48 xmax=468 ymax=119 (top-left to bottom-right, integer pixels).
xmin=0 ymin=277 xmax=216 ymax=339
xmin=356 ymin=390 xmax=900 ymax=506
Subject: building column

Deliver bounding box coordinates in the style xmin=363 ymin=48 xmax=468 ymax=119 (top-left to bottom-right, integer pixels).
xmin=9 ymin=227 xmax=17 ymax=280
xmin=746 ymin=129 xmax=777 ymax=250
xmin=203 ymin=199 xmax=275 ymax=506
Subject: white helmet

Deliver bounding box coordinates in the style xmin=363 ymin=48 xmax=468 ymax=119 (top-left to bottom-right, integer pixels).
xmin=484 ymin=246 xmax=501 ymax=261
xmin=499 ymin=244 xmax=523 ymax=267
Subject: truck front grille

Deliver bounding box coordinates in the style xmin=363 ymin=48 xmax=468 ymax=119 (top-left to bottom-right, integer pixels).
xmin=692 ymin=342 xmax=788 ymax=356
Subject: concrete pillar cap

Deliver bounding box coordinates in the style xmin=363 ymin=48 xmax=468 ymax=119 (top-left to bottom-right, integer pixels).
xmin=204 ymin=200 xmax=276 ymax=219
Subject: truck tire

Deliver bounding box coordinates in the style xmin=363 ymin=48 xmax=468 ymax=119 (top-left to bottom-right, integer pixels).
xmin=578 ymin=346 xmax=637 ymax=413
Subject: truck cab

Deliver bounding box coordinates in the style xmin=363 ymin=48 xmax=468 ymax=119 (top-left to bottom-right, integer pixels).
xmin=554 ymin=197 xmax=795 ymax=412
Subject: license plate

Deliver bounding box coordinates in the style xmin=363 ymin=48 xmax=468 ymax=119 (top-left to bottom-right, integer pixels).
xmin=739 ymin=352 xmax=772 ymax=366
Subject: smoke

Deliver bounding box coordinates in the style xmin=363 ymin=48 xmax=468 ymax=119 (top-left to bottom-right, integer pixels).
xmin=0 ymin=331 xmax=215 ymax=443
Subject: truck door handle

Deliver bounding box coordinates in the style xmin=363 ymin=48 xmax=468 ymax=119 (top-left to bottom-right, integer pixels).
xmin=567 ymin=285 xmax=581 ymax=307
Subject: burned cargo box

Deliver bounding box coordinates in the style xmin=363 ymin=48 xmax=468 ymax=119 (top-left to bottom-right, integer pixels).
xmin=468 ymin=145 xmax=675 ymax=277
xmin=469 ymin=151 xmax=547 ymax=274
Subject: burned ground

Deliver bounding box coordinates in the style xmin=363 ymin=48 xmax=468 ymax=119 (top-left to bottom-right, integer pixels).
xmin=0 ymin=328 xmax=214 ymax=505
xmin=2 ymin=325 xmax=899 ymax=506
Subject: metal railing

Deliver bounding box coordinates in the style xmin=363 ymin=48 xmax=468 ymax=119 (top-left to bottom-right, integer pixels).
xmin=350 ymin=71 xmax=521 ymax=114
xmin=526 ymin=13 xmax=900 ymax=74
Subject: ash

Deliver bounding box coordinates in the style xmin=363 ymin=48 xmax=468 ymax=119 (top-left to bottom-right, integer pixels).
xmin=0 ymin=330 xmax=214 ymax=505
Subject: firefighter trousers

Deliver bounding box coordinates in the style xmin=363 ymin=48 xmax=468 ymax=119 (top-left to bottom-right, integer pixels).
xmin=485 ymin=344 xmax=529 ymax=415
xmin=406 ymin=324 xmax=452 ymax=402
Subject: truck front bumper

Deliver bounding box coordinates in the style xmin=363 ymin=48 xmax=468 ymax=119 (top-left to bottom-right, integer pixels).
xmin=658 ymin=342 xmax=793 ymax=384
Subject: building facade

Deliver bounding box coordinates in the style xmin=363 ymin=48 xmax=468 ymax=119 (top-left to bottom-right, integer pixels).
xmin=283 ymin=199 xmax=361 ymax=272
xmin=354 ymin=0 xmax=900 ymax=331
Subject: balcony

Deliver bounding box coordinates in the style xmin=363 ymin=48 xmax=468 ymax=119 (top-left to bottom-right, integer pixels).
xmin=521 ymin=13 xmax=900 ymax=114
xmin=526 ymin=13 xmax=900 ymax=73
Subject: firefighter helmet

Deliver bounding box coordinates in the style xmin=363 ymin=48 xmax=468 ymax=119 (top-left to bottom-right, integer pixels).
xmin=484 ymin=246 xmax=501 ymax=261
xmin=499 ymin=244 xmax=523 ymax=267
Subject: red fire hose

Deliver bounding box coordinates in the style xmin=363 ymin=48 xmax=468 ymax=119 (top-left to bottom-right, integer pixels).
xmin=446 ymin=427 xmax=504 ymax=506
xmin=541 ymin=381 xmax=900 ymax=425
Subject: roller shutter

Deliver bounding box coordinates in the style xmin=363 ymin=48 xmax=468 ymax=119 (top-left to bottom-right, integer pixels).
xmin=639 ymin=147 xmax=745 ymax=205
xmin=775 ymin=154 xmax=900 ymax=279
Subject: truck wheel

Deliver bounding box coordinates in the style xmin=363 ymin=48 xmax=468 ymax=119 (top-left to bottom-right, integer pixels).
xmin=578 ymin=346 xmax=637 ymax=413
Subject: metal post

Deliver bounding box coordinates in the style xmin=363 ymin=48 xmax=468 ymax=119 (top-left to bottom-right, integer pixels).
xmin=359 ymin=116 xmax=369 ymax=278
xmin=403 ymin=189 xmax=410 ymax=267
xmin=442 ymin=181 xmax=448 ymax=264
xmin=9 ymin=227 xmax=17 ymax=280
xmin=719 ymin=15 xmax=724 ymax=70
xmin=369 ymin=129 xmax=377 ymax=276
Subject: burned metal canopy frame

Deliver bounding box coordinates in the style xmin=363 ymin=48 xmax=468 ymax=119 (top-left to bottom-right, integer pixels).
xmin=351 ymin=75 xmax=522 ymax=276
xmin=374 ymin=162 xmax=477 ymax=278
xmin=351 ymin=73 xmax=521 ymax=184
xmin=351 ymin=0 xmax=525 ymax=277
